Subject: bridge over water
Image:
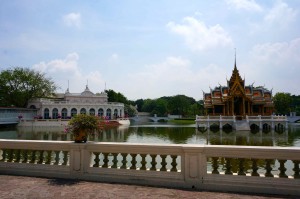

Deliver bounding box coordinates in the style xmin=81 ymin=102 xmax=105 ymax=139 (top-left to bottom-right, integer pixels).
xmin=0 ymin=108 xmax=37 ymax=126
xmin=288 ymin=116 xmax=300 ymax=123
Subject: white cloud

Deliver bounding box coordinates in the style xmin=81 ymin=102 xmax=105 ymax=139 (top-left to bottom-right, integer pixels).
xmin=251 ymin=38 xmax=300 ymax=65
xmin=32 ymin=53 xmax=105 ymax=93
xmin=226 ymin=0 xmax=263 ymax=12
xmin=33 ymin=52 xmax=80 ymax=75
xmin=121 ymin=56 xmax=227 ymax=99
xmin=167 ymin=17 xmax=233 ymax=51
xmin=108 ymin=53 xmax=119 ymax=63
xmin=264 ymin=1 xmax=297 ymax=28
xmin=241 ymin=38 xmax=300 ymax=94
xmin=63 ymin=12 xmax=82 ymax=28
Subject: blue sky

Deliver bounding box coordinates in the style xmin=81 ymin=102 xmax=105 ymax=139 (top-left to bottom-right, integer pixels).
xmin=1 ymin=0 xmax=300 ymax=100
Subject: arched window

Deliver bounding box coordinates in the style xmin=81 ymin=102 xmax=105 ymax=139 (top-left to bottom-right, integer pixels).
xmin=89 ymin=108 xmax=95 ymax=116
xmin=71 ymin=108 xmax=77 ymax=117
xmin=80 ymin=108 xmax=86 ymax=114
xmin=106 ymin=108 xmax=111 ymax=119
xmin=114 ymin=109 xmax=118 ymax=119
xmin=119 ymin=109 xmax=123 ymax=117
xmin=62 ymin=108 xmax=68 ymax=119
xmin=44 ymin=108 xmax=49 ymax=119
xmin=98 ymin=108 xmax=104 ymax=117
xmin=52 ymin=108 xmax=58 ymax=119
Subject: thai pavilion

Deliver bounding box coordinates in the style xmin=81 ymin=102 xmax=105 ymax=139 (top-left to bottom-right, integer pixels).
xmin=27 ymin=85 xmax=124 ymax=119
xmin=203 ymin=61 xmax=274 ymax=117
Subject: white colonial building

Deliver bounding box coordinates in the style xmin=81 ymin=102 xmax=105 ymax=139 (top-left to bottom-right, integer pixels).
xmin=27 ymin=85 xmax=124 ymax=119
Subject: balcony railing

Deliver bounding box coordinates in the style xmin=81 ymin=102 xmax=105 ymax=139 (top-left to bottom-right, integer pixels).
xmin=0 ymin=140 xmax=299 ymax=196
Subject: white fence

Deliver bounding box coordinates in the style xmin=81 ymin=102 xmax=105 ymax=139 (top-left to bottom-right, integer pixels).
xmin=0 ymin=140 xmax=299 ymax=196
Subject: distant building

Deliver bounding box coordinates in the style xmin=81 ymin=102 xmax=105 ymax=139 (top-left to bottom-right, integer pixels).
xmin=27 ymin=85 xmax=124 ymax=119
xmin=203 ymin=60 xmax=274 ymax=117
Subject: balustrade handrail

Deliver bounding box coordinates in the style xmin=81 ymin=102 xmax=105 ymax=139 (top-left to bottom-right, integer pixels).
xmin=1 ymin=140 xmax=299 ymax=196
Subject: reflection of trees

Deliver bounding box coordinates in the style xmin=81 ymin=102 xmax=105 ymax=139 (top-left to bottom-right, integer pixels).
xmin=125 ymin=127 xmax=195 ymax=144
xmin=2 ymin=125 xmax=300 ymax=147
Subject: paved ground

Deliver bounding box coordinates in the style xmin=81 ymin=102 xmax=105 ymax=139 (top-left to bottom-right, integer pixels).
xmin=0 ymin=175 xmax=294 ymax=199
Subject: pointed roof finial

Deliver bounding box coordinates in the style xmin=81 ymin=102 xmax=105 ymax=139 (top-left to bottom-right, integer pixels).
xmin=234 ymin=48 xmax=237 ymax=70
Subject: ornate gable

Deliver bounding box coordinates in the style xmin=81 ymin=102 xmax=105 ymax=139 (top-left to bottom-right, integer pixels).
xmin=228 ymin=62 xmax=245 ymax=97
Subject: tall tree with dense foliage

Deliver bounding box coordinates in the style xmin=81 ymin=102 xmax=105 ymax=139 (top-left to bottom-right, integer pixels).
xmin=273 ymin=92 xmax=292 ymax=115
xmin=105 ymin=89 xmax=128 ymax=104
xmin=0 ymin=67 xmax=57 ymax=108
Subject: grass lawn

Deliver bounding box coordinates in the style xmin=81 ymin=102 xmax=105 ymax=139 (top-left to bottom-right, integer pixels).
xmin=168 ymin=119 xmax=195 ymax=125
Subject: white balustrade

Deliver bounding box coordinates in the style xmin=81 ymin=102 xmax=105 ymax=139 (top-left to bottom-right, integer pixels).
xmin=0 ymin=140 xmax=299 ymax=196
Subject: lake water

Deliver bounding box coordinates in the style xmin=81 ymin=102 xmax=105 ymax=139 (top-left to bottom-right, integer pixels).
xmin=1 ymin=122 xmax=300 ymax=147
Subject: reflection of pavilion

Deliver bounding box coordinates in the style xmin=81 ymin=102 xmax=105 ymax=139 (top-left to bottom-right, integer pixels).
xmin=195 ymin=128 xmax=289 ymax=146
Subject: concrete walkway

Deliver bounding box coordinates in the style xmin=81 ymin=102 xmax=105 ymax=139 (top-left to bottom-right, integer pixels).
xmin=0 ymin=175 xmax=292 ymax=199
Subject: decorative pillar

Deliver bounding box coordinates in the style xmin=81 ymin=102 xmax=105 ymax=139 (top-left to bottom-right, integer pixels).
xmin=231 ymin=100 xmax=233 ymax=115
xmin=227 ymin=102 xmax=229 ymax=116
xmin=242 ymin=98 xmax=245 ymax=116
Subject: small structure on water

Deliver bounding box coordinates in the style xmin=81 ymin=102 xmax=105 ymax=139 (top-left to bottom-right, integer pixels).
xmin=197 ymin=56 xmax=287 ymax=131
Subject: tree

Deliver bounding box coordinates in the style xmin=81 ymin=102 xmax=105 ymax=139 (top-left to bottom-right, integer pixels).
xmin=105 ymin=89 xmax=128 ymax=104
xmin=0 ymin=67 xmax=57 ymax=108
xmin=273 ymin=92 xmax=292 ymax=115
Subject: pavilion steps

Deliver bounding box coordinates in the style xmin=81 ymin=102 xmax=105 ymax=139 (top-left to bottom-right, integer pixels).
xmin=235 ymin=120 xmax=250 ymax=131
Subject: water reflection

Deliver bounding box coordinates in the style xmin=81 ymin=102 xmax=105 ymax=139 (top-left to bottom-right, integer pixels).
xmin=0 ymin=124 xmax=300 ymax=147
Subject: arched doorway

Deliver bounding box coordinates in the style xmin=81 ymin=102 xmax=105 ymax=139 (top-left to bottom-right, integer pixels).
xmin=98 ymin=108 xmax=104 ymax=117
xmin=114 ymin=109 xmax=118 ymax=119
xmin=106 ymin=108 xmax=111 ymax=119
xmin=44 ymin=108 xmax=49 ymax=119
xmin=80 ymin=108 xmax=86 ymax=114
xmin=52 ymin=108 xmax=59 ymax=119
xmin=89 ymin=108 xmax=95 ymax=116
xmin=71 ymin=108 xmax=77 ymax=117
xmin=61 ymin=108 xmax=68 ymax=119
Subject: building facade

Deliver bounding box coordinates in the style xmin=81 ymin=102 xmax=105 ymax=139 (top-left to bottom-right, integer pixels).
xmin=27 ymin=85 xmax=125 ymax=119
xmin=203 ymin=62 xmax=274 ymax=117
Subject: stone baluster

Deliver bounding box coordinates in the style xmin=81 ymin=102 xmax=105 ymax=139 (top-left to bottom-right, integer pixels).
xmin=54 ymin=151 xmax=60 ymax=165
xmin=278 ymin=160 xmax=288 ymax=178
xmin=160 ymin=155 xmax=167 ymax=171
xmin=293 ymin=160 xmax=300 ymax=179
xmin=45 ymin=151 xmax=52 ymax=164
xmin=170 ymin=155 xmax=178 ymax=172
xmin=120 ymin=153 xmax=127 ymax=169
xmin=1 ymin=149 xmax=7 ymax=161
xmin=212 ymin=157 xmax=219 ymax=174
xmin=225 ymin=158 xmax=233 ymax=175
xmin=111 ymin=153 xmax=118 ymax=168
xmin=251 ymin=159 xmax=259 ymax=176
xmin=93 ymin=152 xmax=100 ymax=167
xmin=140 ymin=154 xmax=147 ymax=170
xmin=22 ymin=150 xmax=28 ymax=163
xmin=38 ymin=150 xmax=44 ymax=164
xmin=238 ymin=158 xmax=246 ymax=175
xmin=62 ymin=151 xmax=68 ymax=165
xmin=7 ymin=149 xmax=13 ymax=162
xmin=102 ymin=153 xmax=109 ymax=168
xmin=29 ymin=150 xmax=36 ymax=163
xmin=265 ymin=159 xmax=274 ymax=177
xmin=130 ymin=154 xmax=137 ymax=170
xmin=15 ymin=149 xmax=21 ymax=163
xmin=150 ymin=154 xmax=157 ymax=171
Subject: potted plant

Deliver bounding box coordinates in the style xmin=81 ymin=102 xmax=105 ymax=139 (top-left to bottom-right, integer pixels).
xmin=65 ymin=114 xmax=103 ymax=143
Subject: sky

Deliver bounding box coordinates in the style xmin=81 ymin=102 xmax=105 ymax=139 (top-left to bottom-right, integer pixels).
xmin=1 ymin=0 xmax=300 ymax=101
